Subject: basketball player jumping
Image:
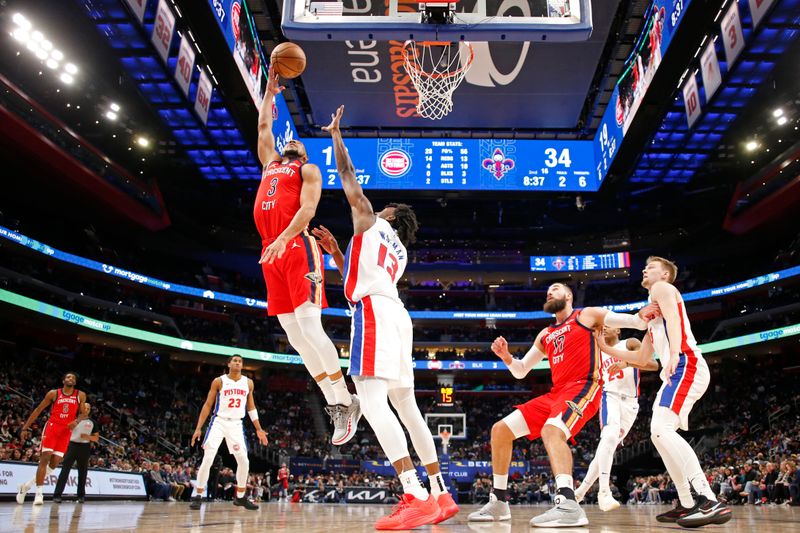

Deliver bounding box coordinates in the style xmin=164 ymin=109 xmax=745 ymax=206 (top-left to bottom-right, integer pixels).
xmin=256 ymin=65 xmax=360 ymax=445
xmin=314 ymin=105 xmax=458 ymax=529
xmin=190 ymin=355 xmax=268 ymax=510
xmin=596 ymin=257 xmax=732 ymax=527
xmin=468 ymin=284 xmax=657 ymax=527
xmin=17 ymin=372 xmax=86 ymax=505
xmin=574 ymin=326 xmax=658 ymax=511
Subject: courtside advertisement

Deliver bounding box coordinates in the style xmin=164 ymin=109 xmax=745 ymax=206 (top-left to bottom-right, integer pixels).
xmin=0 ymin=462 xmax=146 ymax=499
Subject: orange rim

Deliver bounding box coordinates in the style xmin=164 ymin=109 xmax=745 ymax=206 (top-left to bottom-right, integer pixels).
xmin=402 ymin=41 xmax=474 ymax=80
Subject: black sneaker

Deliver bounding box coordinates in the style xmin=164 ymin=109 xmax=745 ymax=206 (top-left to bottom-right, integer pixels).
xmin=656 ymin=503 xmax=692 ymax=523
xmin=52 ymin=497 xmax=62 ymax=504
xmin=189 ymin=496 xmax=202 ymax=510
xmin=233 ymin=497 xmax=258 ymax=510
xmin=77 ymin=497 xmax=84 ymax=503
xmin=676 ymin=496 xmax=732 ymax=528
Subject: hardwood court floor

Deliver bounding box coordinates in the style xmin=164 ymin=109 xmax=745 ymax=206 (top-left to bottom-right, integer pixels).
xmin=2 ymin=500 xmax=798 ymax=532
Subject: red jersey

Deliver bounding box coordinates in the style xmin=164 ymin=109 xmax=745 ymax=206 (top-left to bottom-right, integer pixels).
xmin=541 ymin=309 xmax=600 ymax=388
xmin=253 ymin=159 xmax=305 ymax=245
xmin=47 ymin=388 xmax=80 ymax=426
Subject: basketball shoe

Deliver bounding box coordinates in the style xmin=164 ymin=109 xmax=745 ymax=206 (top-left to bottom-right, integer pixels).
xmin=467 ymin=492 xmax=511 ymax=522
xmin=327 ymin=394 xmax=362 ymax=446
xmin=529 ymin=494 xmax=588 ymax=527
xmin=433 ymin=491 xmax=459 ymax=523
xmin=675 ymin=495 xmax=732 ymax=528
xmin=189 ymin=496 xmax=202 ymax=510
xmin=597 ymin=490 xmax=621 ymax=512
xmin=656 ymin=502 xmax=692 ymax=522
xmin=375 ymin=493 xmax=440 ymax=530
xmin=233 ymin=496 xmax=259 ymax=510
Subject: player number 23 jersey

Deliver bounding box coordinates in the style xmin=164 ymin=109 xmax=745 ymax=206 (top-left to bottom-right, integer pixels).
xmin=343 ymin=218 xmax=407 ymax=305
xmin=215 ymin=374 xmax=249 ymax=419
xmin=601 ymin=340 xmax=640 ymax=397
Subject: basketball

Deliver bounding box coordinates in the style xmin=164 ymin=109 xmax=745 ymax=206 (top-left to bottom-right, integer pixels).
xmin=270 ymin=42 xmax=306 ymax=79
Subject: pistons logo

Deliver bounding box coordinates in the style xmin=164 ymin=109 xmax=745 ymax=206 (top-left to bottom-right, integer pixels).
xmin=231 ymin=2 xmax=242 ymax=41
xmin=379 ymin=150 xmax=411 ymax=178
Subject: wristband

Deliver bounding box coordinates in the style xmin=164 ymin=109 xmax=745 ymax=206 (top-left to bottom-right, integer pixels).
xmin=248 ymin=409 xmax=259 ymax=422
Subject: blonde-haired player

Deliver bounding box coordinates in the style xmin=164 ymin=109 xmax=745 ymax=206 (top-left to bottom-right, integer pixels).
xmin=190 ymin=355 xmax=268 ymax=510
xmin=597 ymin=257 xmax=731 ymax=527
xmin=574 ymin=326 xmax=657 ymax=510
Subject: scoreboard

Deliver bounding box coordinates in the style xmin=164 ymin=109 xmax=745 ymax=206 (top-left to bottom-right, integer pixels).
xmin=304 ymin=138 xmax=598 ymax=192
xmin=530 ymin=252 xmax=630 ymax=272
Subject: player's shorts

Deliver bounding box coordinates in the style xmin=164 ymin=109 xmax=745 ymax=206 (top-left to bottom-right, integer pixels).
xmin=348 ymin=295 xmax=413 ymax=389
xmin=655 ymin=352 xmax=710 ymax=430
xmin=261 ymin=231 xmax=327 ymax=316
xmin=515 ymin=380 xmax=601 ymax=441
xmin=599 ymin=390 xmax=639 ymax=440
xmin=202 ymin=416 xmax=248 ymax=455
xmin=40 ymin=421 xmax=72 ymax=457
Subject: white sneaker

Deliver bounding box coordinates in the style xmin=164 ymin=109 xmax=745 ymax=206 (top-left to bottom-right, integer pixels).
xmin=598 ymin=491 xmax=620 ymax=512
xmin=16 ymin=483 xmax=29 ymax=504
xmin=574 ymin=485 xmax=588 ymax=504
xmin=328 ymin=394 xmax=362 ymax=446
xmin=530 ymin=495 xmax=589 ymax=528
xmin=468 ymin=493 xmax=511 ymax=522
xmin=33 ymin=491 xmax=44 ymax=506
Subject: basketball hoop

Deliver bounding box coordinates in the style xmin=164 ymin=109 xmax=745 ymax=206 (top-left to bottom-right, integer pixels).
xmin=402 ymin=40 xmax=474 ymax=120
xmin=439 ymin=428 xmax=452 ymax=455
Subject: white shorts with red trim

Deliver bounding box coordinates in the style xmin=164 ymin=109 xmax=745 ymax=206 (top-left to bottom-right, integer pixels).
xmin=654 ymin=353 xmax=710 ymax=430
xmin=348 ymin=295 xmax=413 ymax=388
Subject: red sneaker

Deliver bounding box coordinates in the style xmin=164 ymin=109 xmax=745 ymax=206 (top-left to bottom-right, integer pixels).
xmin=433 ymin=492 xmax=460 ymax=524
xmin=375 ymin=494 xmax=441 ymax=530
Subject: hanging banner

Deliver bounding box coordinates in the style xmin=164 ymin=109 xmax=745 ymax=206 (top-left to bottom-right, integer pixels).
xmin=124 ymin=0 xmax=148 ymax=22
xmin=699 ymin=40 xmax=722 ymax=102
xmin=175 ymin=34 xmax=196 ymax=96
xmin=151 ymin=0 xmax=176 ymax=64
xmin=195 ymin=69 xmax=213 ymax=124
xmin=682 ymin=73 xmax=701 ymax=129
xmin=748 ymin=0 xmax=776 ymax=29
xmin=721 ymin=1 xmax=745 ymax=67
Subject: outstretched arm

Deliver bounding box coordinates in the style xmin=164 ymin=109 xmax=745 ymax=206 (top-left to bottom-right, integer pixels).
xmin=597 ymin=332 xmax=656 ymax=368
xmin=257 ymin=65 xmax=285 ymax=166
xmin=20 ymin=390 xmax=56 ymax=440
xmin=322 ymin=105 xmax=375 ymax=234
xmin=491 ymin=332 xmax=548 ymax=379
xmin=311 ymin=225 xmax=344 ymax=275
xmin=607 ymin=337 xmax=659 ymax=373
xmin=191 ymin=378 xmax=221 ymax=446
xmin=247 ymin=379 xmax=269 ymax=446
xmin=580 ymin=305 xmax=660 ymax=331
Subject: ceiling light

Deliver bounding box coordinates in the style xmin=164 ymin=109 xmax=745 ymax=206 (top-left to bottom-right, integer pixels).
xmin=777 ymin=116 xmax=788 ymax=126
xmin=41 ymin=40 xmax=53 ymax=51
xmin=25 ymin=40 xmax=40 ymax=52
xmin=136 ymin=136 xmax=150 ymax=147
xmin=51 ymin=49 xmax=63 ymax=61
xmin=35 ymin=48 xmax=48 ymax=60
xmin=110 ymin=102 xmax=120 ymax=112
xmin=106 ymin=111 xmax=118 ymax=120
xmin=31 ymin=30 xmax=44 ymax=42
xmin=745 ymin=140 xmax=758 ymax=151
xmin=13 ymin=13 xmax=32 ymax=30
xmin=59 ymin=72 xmax=73 ymax=85
xmin=45 ymin=58 xmax=58 ymax=69
xmin=12 ymin=28 xmax=28 ymax=42
xmin=773 ymin=108 xmax=783 ymax=117
xmin=64 ymin=63 xmax=78 ymax=75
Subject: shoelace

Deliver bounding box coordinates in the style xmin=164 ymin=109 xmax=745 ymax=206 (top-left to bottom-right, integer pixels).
xmin=324 ymin=406 xmax=344 ymax=426
xmin=387 ymin=497 xmax=410 ymax=517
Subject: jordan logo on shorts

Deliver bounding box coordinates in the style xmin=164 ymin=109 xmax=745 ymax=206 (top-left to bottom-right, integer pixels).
xmin=304 ymin=272 xmax=323 ymax=283
xmin=566 ymin=400 xmax=584 ymax=417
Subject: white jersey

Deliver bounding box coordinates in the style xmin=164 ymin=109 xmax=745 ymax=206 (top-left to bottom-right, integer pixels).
xmin=647 ymin=291 xmax=703 ymax=381
xmin=600 ymin=340 xmax=640 ymax=397
xmin=343 ymin=218 xmax=407 ymax=304
xmin=213 ymin=374 xmax=249 ymax=419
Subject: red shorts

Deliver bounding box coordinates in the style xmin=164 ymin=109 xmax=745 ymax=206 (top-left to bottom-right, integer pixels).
xmin=515 ymin=380 xmax=601 ymax=441
xmin=261 ymin=232 xmax=327 ymax=316
xmin=40 ymin=421 xmax=72 ymax=456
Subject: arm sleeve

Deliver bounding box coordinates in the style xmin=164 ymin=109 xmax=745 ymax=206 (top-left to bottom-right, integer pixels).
xmin=604 ymin=310 xmax=648 ymax=330
xmin=507 ymin=345 xmax=546 ymax=379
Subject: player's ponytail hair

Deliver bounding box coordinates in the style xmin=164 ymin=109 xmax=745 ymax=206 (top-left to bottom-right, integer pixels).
xmin=387 ymin=203 xmax=418 ymax=247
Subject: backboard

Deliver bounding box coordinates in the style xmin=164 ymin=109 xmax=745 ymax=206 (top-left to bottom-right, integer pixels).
xmin=282 ymin=0 xmax=593 ymax=42
xmin=425 ymin=412 xmax=467 ymax=439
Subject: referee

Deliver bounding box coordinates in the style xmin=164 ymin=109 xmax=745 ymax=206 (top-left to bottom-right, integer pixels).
xmin=53 ymin=403 xmax=100 ymax=503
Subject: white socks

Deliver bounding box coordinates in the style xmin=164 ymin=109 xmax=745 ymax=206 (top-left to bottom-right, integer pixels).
xmin=429 ymin=472 xmax=447 ymax=497
xmin=236 ymin=488 xmax=246 ymax=499
xmin=399 ymin=470 xmax=429 ymax=500
xmin=317 ymin=378 xmax=337 ymax=405
xmin=329 ymin=376 xmax=352 ymax=406
xmin=493 ymin=473 xmax=508 ymax=491
xmin=555 ymin=474 xmax=574 ymax=491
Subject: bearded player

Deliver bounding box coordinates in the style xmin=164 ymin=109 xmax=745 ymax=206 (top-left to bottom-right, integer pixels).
xmin=256 ymin=65 xmax=359 ymax=445
xmin=468 ymin=284 xmax=657 ymax=527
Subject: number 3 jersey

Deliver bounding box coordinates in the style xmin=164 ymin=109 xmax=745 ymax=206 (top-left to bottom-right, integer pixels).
xmin=541 ymin=309 xmax=601 ymax=388
xmin=214 ymin=374 xmax=249 ymax=419
xmin=343 ymin=218 xmax=407 ymax=305
xmin=601 ymin=340 xmax=640 ymax=397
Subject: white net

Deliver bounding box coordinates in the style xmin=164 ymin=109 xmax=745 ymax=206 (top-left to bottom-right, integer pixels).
xmin=402 ymin=40 xmax=474 ymax=120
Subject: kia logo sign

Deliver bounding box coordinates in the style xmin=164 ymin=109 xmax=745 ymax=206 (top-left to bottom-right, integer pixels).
xmin=379 ymin=150 xmax=411 ymax=178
